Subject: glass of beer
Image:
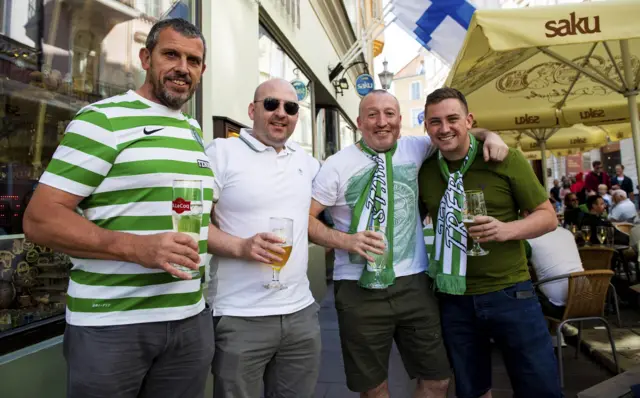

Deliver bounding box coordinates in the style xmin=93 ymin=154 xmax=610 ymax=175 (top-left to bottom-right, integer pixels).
xmin=606 ymin=226 xmax=615 ymax=247
xmin=365 ymin=224 xmax=388 ymax=289
xmin=463 ymin=190 xmax=490 ymax=256
xmin=264 ymin=217 xmax=293 ymax=290
xmin=597 ymin=226 xmax=607 ymax=246
xmin=581 ymin=225 xmax=591 ymax=245
xmin=171 ymin=180 xmax=203 ymax=279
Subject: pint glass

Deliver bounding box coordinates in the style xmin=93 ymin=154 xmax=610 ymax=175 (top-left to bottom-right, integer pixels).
xmin=171 ymin=180 xmax=203 ymax=279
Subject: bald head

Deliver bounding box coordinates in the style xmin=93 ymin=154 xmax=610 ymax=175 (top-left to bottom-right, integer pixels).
xmin=359 ymin=89 xmax=400 ymax=117
xmin=254 ymin=78 xmax=297 ymax=102
xmin=248 ymin=78 xmax=300 ymax=152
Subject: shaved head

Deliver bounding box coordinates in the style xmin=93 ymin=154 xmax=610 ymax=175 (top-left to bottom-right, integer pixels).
xmin=254 ymin=78 xmax=297 ymax=101
xmin=359 ymin=89 xmax=400 ymax=117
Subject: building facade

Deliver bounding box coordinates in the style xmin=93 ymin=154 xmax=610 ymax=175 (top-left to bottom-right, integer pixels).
xmin=392 ymin=50 xmax=448 ymax=137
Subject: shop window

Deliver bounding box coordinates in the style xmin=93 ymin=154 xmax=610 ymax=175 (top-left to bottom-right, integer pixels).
xmin=258 ymin=25 xmax=313 ymax=155
xmin=0 ymin=0 xmax=6 ymax=35
xmin=339 ymin=113 xmax=356 ymax=149
xmin=0 ymin=0 xmax=197 ymax=341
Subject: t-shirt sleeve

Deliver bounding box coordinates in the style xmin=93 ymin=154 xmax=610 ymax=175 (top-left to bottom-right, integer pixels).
xmin=39 ymin=107 xmax=118 ymax=198
xmin=204 ymin=138 xmax=226 ymax=203
xmin=312 ymin=158 xmax=340 ymax=207
xmin=507 ymin=149 xmax=549 ymax=211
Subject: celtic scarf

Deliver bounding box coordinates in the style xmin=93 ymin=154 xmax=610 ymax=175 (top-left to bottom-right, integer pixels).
xmin=348 ymin=140 xmax=396 ymax=289
xmin=429 ymin=135 xmax=478 ymax=295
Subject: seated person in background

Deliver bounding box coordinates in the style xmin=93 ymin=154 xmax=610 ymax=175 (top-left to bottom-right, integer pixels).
xmin=579 ymin=189 xmax=597 ymax=213
xmin=525 ymin=222 xmax=584 ymax=320
xmin=599 ymin=184 xmax=612 ymax=208
xmin=609 ymin=189 xmax=637 ymax=223
xmin=563 ymin=193 xmax=583 ymax=227
xmin=581 ymin=195 xmax=629 ymax=246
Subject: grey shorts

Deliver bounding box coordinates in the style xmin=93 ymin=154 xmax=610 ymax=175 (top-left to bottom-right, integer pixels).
xmin=63 ymin=307 xmax=214 ymax=398
xmin=212 ymin=303 xmax=322 ymax=398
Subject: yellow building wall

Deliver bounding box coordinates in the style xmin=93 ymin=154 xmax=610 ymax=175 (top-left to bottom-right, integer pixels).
xmin=394 ymin=77 xmax=426 ymax=137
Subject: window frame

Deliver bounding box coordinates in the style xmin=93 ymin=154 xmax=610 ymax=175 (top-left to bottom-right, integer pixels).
xmin=410 ymin=81 xmax=422 ymax=101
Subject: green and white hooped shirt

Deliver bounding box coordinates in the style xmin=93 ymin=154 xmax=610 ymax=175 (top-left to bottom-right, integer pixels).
xmin=39 ymin=90 xmax=214 ymax=326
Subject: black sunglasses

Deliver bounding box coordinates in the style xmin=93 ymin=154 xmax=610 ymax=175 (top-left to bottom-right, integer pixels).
xmin=254 ymin=97 xmax=299 ymax=116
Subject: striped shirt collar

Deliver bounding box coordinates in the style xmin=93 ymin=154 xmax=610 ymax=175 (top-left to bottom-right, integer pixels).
xmin=239 ymin=129 xmax=297 ymax=153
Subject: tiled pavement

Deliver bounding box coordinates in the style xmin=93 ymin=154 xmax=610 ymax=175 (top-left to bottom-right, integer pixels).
xmin=315 ymin=284 xmax=614 ymax=398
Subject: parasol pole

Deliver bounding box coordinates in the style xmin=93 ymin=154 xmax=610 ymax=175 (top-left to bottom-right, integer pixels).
xmin=539 ymin=140 xmax=548 ymax=190
xmin=620 ymin=40 xmax=640 ymax=189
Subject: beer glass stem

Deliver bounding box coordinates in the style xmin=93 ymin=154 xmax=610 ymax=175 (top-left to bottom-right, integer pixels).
xmin=272 ymin=267 xmax=280 ymax=283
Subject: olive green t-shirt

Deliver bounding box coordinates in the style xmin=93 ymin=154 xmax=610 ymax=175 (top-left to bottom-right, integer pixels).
xmin=418 ymin=144 xmax=548 ymax=295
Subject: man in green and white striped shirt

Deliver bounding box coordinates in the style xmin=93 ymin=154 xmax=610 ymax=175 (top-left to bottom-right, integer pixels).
xmin=23 ymin=19 xmax=214 ymax=398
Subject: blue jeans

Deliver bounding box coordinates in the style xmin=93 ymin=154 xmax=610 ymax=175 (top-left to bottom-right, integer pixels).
xmin=439 ymin=280 xmax=563 ymax=398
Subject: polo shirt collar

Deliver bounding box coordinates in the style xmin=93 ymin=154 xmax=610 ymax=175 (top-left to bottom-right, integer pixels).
xmin=239 ymin=129 xmax=297 ymax=153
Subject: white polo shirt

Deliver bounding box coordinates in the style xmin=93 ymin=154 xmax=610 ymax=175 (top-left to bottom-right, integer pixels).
xmin=205 ymin=129 xmax=320 ymax=317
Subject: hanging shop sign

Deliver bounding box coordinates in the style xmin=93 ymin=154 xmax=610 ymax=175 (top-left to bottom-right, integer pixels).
xmin=291 ymin=79 xmax=308 ymax=101
xmin=355 ymin=74 xmax=374 ymax=97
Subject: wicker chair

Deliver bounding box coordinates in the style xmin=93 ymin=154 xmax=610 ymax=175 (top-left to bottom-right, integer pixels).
xmin=578 ymin=246 xmax=616 ymax=270
xmin=613 ymin=222 xmax=633 ymax=235
xmin=577 ymin=246 xmax=622 ymax=327
xmin=535 ymin=270 xmax=620 ymax=388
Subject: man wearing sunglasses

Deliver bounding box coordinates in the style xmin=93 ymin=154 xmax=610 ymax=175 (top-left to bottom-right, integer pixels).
xmin=308 ymin=89 xmax=509 ymax=398
xmin=205 ymin=78 xmax=321 ymax=398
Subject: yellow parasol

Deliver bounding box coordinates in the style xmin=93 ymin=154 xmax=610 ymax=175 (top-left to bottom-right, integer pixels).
xmin=445 ymin=0 xmax=640 ymax=187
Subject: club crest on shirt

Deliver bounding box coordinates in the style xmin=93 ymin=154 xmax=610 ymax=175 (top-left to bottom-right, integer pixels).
xmin=190 ymin=126 xmax=204 ymax=148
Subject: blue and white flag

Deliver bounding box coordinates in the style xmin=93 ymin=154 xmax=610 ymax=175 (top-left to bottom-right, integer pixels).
xmin=390 ymin=0 xmax=476 ymax=65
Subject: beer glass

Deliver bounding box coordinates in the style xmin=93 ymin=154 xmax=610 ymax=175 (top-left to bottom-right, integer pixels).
xmin=569 ymin=223 xmax=577 ymax=236
xmin=365 ymin=224 xmax=388 ymax=289
xmin=264 ymin=217 xmax=293 ymax=290
xmin=172 ymin=180 xmax=203 ymax=279
xmin=463 ymin=190 xmax=489 ymax=256
xmin=597 ymin=226 xmax=607 ymax=245
xmin=581 ymin=226 xmax=591 ymax=245
xmin=606 ymin=226 xmax=615 ymax=247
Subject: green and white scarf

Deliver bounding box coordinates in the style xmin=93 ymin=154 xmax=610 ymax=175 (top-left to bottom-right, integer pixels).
xmin=429 ymin=135 xmax=478 ymax=295
xmin=348 ymin=140 xmax=396 ymax=289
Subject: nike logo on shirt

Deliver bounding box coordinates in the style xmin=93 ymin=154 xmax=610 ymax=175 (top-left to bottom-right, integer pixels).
xmin=144 ymin=127 xmax=164 ymax=135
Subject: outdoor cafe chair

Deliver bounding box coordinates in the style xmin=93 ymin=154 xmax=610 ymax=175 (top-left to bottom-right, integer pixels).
xmin=534 ymin=270 xmax=620 ymax=388
xmin=613 ymin=222 xmax=633 ymax=235
xmin=578 ymin=246 xmax=622 ymax=327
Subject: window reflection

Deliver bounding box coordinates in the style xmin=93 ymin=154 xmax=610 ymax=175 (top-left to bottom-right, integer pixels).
xmin=339 ymin=113 xmax=356 ymax=149
xmin=0 ymin=0 xmax=195 ymax=334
